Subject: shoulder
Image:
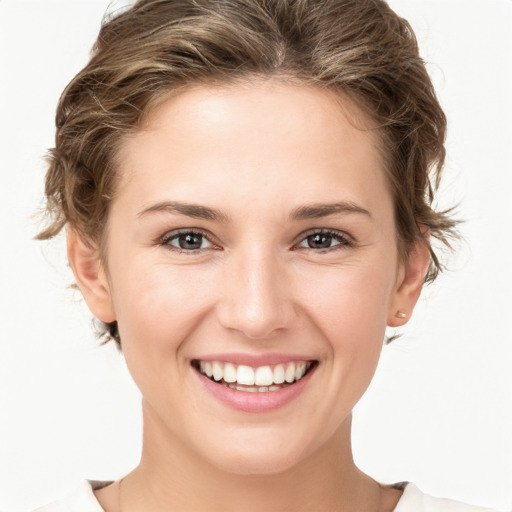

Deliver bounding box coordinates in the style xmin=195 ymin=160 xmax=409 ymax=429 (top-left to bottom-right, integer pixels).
xmin=32 ymin=480 xmax=109 ymax=512
xmin=395 ymin=483 xmax=503 ymax=512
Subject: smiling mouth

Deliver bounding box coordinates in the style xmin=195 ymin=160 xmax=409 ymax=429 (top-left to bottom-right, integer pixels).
xmin=192 ymin=360 xmax=318 ymax=393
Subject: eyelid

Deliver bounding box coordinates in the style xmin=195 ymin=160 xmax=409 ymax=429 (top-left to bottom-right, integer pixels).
xmin=156 ymin=227 xmax=354 ymax=252
xmin=159 ymin=228 xmax=220 ymax=251
xmin=293 ymin=228 xmax=355 ymax=250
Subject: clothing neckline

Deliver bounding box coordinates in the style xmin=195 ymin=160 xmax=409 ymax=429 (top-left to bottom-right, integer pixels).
xmin=85 ymin=479 xmax=413 ymax=511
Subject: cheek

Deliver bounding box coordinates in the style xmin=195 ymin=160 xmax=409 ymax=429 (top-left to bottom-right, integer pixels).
xmin=108 ymin=261 xmax=218 ymax=407
xmin=109 ymin=260 xmax=213 ymax=355
xmin=299 ymin=260 xmax=396 ymax=340
xmin=297 ymin=260 xmax=396 ymax=394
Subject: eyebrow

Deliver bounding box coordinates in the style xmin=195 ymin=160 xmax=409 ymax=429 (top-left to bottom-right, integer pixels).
xmin=137 ymin=200 xmax=371 ymax=223
xmin=137 ymin=201 xmax=229 ymax=222
xmin=290 ymin=202 xmax=372 ymax=220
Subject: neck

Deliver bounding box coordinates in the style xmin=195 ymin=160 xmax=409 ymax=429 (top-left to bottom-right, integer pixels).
xmin=117 ymin=402 xmax=388 ymax=512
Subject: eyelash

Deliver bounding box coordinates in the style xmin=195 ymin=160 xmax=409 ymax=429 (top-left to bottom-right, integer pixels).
xmin=159 ymin=228 xmax=354 ymax=253
xmin=295 ymin=229 xmax=354 ymax=252
xmin=159 ymin=229 xmax=217 ymax=253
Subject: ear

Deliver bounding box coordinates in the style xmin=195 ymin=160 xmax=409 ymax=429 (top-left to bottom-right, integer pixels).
xmin=67 ymin=228 xmax=116 ymax=323
xmin=387 ymin=239 xmax=430 ymax=327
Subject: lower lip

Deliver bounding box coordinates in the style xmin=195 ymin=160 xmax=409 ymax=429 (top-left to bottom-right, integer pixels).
xmin=194 ymin=366 xmax=316 ymax=413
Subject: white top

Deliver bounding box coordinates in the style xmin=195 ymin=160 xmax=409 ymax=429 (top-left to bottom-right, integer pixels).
xmin=33 ymin=480 xmax=501 ymax=512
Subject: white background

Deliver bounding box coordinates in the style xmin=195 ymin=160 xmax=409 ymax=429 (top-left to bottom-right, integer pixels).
xmin=0 ymin=1 xmax=511 ymax=510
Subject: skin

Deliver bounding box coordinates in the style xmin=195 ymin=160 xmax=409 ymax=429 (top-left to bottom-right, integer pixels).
xmin=68 ymin=80 xmax=429 ymax=511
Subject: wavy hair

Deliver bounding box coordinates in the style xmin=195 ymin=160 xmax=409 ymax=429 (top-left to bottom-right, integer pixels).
xmin=38 ymin=0 xmax=458 ymax=344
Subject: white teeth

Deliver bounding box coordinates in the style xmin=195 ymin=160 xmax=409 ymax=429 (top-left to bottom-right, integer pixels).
xmin=295 ymin=362 xmax=306 ymax=381
xmin=229 ymin=384 xmax=282 ymax=393
xmin=204 ymin=361 xmax=213 ymax=378
xmin=197 ymin=360 xmax=314 ymax=389
xmin=273 ymin=364 xmax=285 ymax=384
xmin=284 ymin=363 xmax=295 ymax=383
xmin=223 ymin=363 xmax=237 ymax=383
xmin=237 ymin=365 xmax=255 ymax=386
xmin=212 ymin=361 xmax=223 ymax=381
xmin=254 ymin=366 xmax=273 ymax=386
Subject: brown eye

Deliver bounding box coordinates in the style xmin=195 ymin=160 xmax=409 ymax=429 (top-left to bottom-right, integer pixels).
xmin=164 ymin=231 xmax=213 ymax=251
xmin=306 ymin=233 xmax=333 ymax=249
xmin=179 ymin=233 xmax=203 ymax=249
xmin=297 ymin=230 xmax=351 ymax=251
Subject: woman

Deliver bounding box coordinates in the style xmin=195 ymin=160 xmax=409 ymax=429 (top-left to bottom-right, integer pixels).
xmin=27 ymin=0 xmax=506 ymax=510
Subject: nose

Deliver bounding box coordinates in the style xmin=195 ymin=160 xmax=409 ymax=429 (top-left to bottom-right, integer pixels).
xmin=216 ymin=247 xmax=295 ymax=340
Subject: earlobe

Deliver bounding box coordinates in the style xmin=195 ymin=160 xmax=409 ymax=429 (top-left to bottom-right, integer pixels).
xmin=387 ymin=240 xmax=430 ymax=327
xmin=66 ymin=228 xmax=116 ymax=323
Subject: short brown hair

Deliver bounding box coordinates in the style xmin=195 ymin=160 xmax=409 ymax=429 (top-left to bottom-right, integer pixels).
xmin=38 ymin=0 xmax=457 ymax=344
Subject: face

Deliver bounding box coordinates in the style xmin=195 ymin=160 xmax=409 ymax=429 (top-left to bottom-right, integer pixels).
xmin=73 ymin=80 xmax=425 ymax=475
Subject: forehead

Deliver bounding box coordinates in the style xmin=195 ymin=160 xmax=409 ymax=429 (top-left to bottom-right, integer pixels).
xmin=114 ymin=80 xmax=390 ymax=217
xmin=137 ymin=79 xmax=380 ymax=153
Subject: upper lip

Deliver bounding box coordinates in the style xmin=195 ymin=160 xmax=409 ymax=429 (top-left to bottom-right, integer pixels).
xmin=191 ymin=353 xmax=317 ymax=366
